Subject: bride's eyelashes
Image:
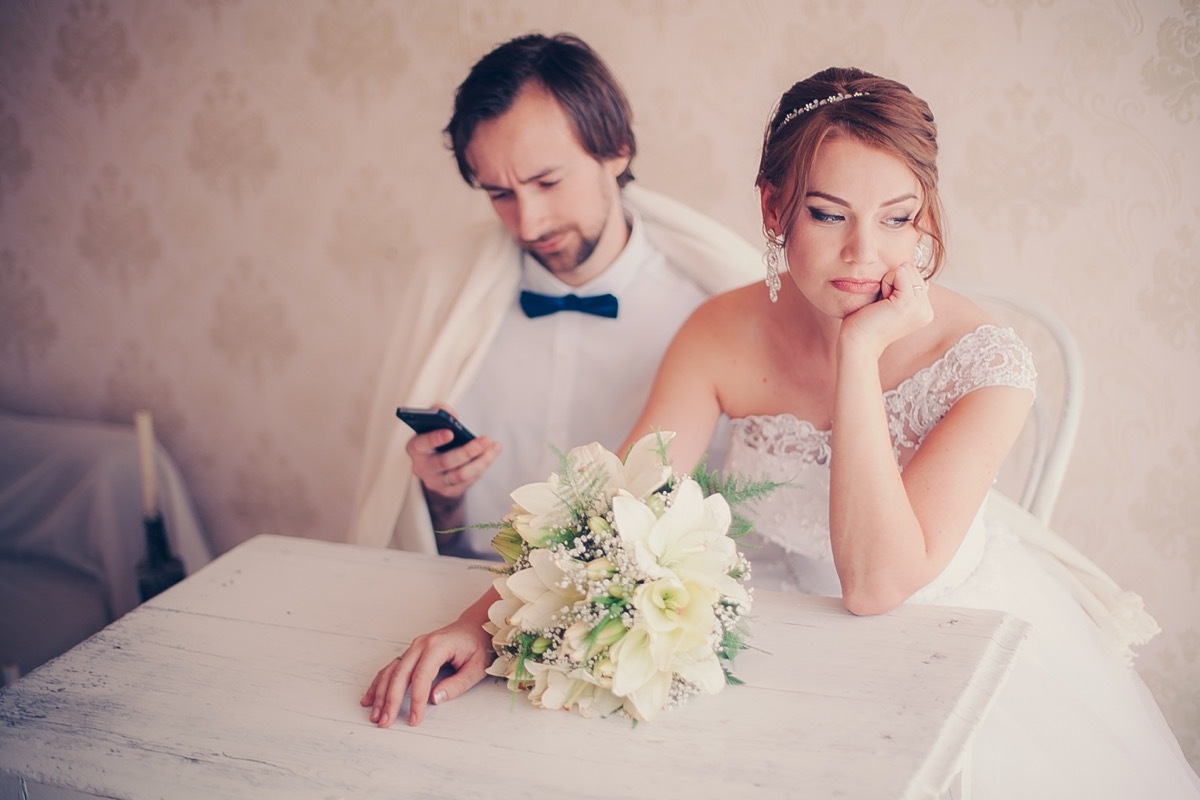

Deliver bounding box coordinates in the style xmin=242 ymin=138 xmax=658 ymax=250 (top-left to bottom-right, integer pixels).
xmin=805 ymin=206 xmax=917 ymax=229
xmin=808 ymin=206 xmax=844 ymax=223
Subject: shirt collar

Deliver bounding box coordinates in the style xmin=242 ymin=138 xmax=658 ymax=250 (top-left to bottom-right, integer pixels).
xmin=519 ymin=205 xmax=647 ymax=296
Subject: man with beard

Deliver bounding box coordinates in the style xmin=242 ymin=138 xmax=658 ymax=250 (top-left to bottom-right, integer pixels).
xmin=350 ymin=33 xmax=759 ymax=557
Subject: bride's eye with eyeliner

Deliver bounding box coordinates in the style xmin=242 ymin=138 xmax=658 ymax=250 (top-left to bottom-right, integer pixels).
xmin=808 ymin=207 xmax=843 ymax=223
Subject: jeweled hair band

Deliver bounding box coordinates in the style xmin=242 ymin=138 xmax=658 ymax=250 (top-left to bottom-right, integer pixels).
xmin=774 ymin=91 xmax=869 ymax=135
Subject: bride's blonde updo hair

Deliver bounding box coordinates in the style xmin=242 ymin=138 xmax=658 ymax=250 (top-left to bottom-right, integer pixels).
xmin=757 ymin=67 xmax=946 ymax=278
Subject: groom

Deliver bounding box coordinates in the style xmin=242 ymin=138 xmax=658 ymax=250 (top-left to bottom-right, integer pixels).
xmin=349 ymin=33 xmax=759 ymax=557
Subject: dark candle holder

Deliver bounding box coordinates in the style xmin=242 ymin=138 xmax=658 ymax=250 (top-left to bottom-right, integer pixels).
xmin=137 ymin=512 xmax=186 ymax=602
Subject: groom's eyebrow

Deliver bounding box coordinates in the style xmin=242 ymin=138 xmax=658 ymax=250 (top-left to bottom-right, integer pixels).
xmin=478 ymin=167 xmax=562 ymax=193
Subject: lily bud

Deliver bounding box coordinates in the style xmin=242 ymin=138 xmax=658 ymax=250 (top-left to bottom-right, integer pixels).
xmin=591 ymin=656 xmax=616 ymax=687
xmin=585 ymin=557 xmax=616 ymax=581
xmin=586 ymin=616 xmax=628 ymax=659
xmin=491 ymin=527 xmax=524 ymax=564
xmin=512 ymin=516 xmax=554 ymax=547
xmin=587 ymin=516 xmax=613 ymax=536
xmin=644 ymin=493 xmax=667 ymax=518
xmin=563 ymin=621 xmax=592 ymax=662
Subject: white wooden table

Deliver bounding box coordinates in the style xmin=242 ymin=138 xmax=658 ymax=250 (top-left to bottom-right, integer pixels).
xmin=0 ymin=534 xmax=1028 ymax=800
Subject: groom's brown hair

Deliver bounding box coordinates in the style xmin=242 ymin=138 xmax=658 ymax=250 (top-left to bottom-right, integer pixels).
xmin=445 ymin=33 xmax=637 ymax=189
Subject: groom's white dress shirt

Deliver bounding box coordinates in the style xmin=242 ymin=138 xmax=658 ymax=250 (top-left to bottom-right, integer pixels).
xmin=350 ymin=184 xmax=761 ymax=553
xmin=451 ymin=211 xmax=713 ymax=557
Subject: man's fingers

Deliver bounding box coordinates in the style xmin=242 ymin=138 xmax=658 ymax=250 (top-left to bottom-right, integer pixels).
xmin=419 ymin=440 xmax=502 ymax=497
xmin=448 ymin=443 xmax=501 ymax=488
xmin=407 ymin=428 xmax=456 ymax=457
xmin=411 ymin=435 xmax=491 ymax=471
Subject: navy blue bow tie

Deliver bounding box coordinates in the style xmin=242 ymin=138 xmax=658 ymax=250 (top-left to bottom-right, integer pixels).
xmin=519 ymin=290 xmax=619 ymax=319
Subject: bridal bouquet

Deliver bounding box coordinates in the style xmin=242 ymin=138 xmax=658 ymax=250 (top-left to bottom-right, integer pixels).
xmin=483 ymin=431 xmax=772 ymax=722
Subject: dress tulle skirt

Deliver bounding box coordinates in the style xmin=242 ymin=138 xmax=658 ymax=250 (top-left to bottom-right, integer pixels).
xmin=936 ymin=534 xmax=1198 ymax=799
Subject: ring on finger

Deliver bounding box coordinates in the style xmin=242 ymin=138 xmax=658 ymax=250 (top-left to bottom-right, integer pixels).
xmin=913 ymin=283 xmax=928 ymax=292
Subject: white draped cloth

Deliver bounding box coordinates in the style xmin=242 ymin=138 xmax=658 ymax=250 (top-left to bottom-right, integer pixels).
xmin=1 ymin=411 xmax=212 ymax=676
xmin=349 ymin=184 xmax=762 ymax=552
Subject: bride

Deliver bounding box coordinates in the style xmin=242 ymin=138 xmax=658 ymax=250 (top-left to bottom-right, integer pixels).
xmin=362 ymin=66 xmax=1200 ymax=798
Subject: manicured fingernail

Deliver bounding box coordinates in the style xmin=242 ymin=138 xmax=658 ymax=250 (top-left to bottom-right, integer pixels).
xmin=370 ymin=709 xmax=379 ymax=721
xmin=433 ymin=689 xmax=447 ymax=705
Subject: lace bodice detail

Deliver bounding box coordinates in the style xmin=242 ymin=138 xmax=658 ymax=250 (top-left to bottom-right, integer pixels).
xmin=884 ymin=324 xmax=1038 ymax=461
xmin=728 ymin=324 xmax=1036 ymax=576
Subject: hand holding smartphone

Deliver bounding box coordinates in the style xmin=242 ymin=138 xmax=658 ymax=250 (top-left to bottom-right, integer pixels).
xmin=396 ymin=407 xmax=476 ymax=453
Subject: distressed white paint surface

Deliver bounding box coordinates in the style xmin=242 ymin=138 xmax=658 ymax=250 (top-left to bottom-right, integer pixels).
xmin=0 ymin=535 xmax=1027 ymax=799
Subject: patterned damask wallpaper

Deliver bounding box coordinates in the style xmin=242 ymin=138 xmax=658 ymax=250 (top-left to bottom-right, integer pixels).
xmin=0 ymin=0 xmax=1197 ymax=766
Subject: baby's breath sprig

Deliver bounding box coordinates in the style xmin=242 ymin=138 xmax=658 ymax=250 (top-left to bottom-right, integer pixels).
xmin=715 ymin=600 xmax=753 ymax=685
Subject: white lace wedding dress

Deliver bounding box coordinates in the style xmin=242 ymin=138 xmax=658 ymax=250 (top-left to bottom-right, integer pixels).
xmin=727 ymin=324 xmax=1200 ymax=799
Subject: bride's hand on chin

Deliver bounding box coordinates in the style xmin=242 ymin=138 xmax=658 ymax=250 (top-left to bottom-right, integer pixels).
xmin=839 ymin=263 xmax=933 ymax=355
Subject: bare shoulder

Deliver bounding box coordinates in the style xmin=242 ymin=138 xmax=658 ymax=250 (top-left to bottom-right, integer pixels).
xmin=679 ymin=283 xmax=766 ymax=340
xmin=659 ymin=285 xmax=771 ymax=385
xmin=925 ymin=283 xmax=996 ymax=347
xmin=930 ymin=283 xmax=993 ymax=326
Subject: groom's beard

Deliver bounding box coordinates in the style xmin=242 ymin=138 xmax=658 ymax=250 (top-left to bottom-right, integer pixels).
xmin=525 ymin=226 xmax=601 ymax=276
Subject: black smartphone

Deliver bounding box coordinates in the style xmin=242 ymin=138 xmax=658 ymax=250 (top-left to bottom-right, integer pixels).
xmin=395 ymin=407 xmax=476 ymax=453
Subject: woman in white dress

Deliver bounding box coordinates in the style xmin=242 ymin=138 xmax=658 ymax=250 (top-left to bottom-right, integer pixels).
xmin=363 ymin=66 xmax=1199 ymax=797
xmin=613 ymin=66 xmax=1199 ymax=798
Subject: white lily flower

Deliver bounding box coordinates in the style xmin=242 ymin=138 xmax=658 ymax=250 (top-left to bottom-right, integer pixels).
xmin=575 ymin=685 xmax=625 ymax=719
xmin=485 ymin=654 xmax=514 ymax=682
xmin=509 ymin=478 xmax=571 ymax=546
xmin=633 ymin=577 xmax=719 ymax=670
xmin=671 ymin=643 xmax=727 ymax=696
xmin=624 ymin=669 xmax=673 ymax=722
xmin=485 ymin=581 xmax=532 ymax=691
xmin=609 ymin=623 xmax=678 ymax=720
xmin=619 ymin=431 xmax=676 ymax=500
xmin=562 ymin=620 xmax=592 ymax=663
xmin=590 ymin=656 xmax=616 ymax=689
xmin=615 ymin=478 xmax=748 ymax=605
xmin=568 ymin=666 xmax=626 ymax=718
xmin=485 ymin=433 xmax=760 ymax=722
xmin=611 ymin=491 xmax=669 ymax=580
xmin=484 ymin=575 xmax=523 ymax=652
xmin=505 ymin=548 xmax=584 ymax=631
xmin=509 ymin=434 xmax=673 ymax=525
xmin=523 ymin=661 xmax=562 ymax=707
xmin=545 ymin=667 xmax=594 ymax=711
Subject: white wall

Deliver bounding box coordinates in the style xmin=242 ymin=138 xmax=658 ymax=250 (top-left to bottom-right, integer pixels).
xmin=0 ymin=0 xmax=1196 ymax=767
